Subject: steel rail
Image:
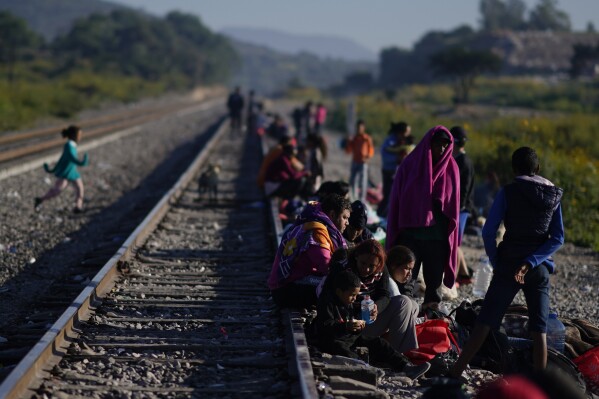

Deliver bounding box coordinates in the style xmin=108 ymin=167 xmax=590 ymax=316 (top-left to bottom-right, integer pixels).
xmin=261 ymin=138 xmax=319 ymax=399
xmin=0 ymin=115 xmax=228 ymax=399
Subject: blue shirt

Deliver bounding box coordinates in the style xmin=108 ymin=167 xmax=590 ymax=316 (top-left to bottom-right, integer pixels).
xmin=482 ymin=188 xmax=564 ymax=272
xmin=380 ymin=135 xmax=400 ymax=171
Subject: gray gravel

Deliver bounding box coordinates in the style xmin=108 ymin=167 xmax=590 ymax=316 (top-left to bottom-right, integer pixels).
xmin=0 ymin=92 xmax=225 ymax=331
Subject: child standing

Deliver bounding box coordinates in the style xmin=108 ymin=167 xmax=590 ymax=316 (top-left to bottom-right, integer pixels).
xmin=346 ymin=120 xmax=374 ymax=204
xmin=315 ymin=268 xmax=430 ymax=380
xmin=449 ymin=146 xmax=564 ymax=377
xmin=35 ymin=125 xmax=89 ymax=213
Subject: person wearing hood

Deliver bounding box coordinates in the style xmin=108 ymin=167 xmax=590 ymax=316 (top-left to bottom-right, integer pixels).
xmin=268 ymin=194 xmax=351 ymax=308
xmin=449 ymin=147 xmax=564 ymax=378
xmin=386 ymin=126 xmax=460 ymax=312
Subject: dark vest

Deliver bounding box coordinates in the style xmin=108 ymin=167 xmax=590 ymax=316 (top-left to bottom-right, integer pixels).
xmin=499 ymin=178 xmax=563 ymax=260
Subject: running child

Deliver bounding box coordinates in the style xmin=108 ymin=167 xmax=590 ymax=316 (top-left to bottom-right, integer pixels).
xmin=35 ymin=125 xmax=89 ymax=213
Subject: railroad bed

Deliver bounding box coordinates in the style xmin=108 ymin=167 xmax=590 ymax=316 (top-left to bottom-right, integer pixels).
xmin=0 ymin=124 xmax=314 ymax=398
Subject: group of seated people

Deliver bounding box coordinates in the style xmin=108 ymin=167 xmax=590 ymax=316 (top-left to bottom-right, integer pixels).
xmin=267 ymin=187 xmax=432 ymax=380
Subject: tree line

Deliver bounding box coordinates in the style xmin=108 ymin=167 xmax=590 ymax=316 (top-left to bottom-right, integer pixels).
xmin=0 ymin=9 xmax=239 ymax=88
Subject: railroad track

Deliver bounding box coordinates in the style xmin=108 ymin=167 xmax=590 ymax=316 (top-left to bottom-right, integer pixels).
xmin=0 ymin=95 xmax=222 ymax=179
xmin=0 ymin=119 xmax=317 ymax=398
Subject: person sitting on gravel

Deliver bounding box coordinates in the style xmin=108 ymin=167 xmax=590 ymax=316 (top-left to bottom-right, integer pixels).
xmin=263 ymin=143 xmax=310 ymax=200
xmin=448 ymin=146 xmax=564 ymax=379
xmin=315 ymin=180 xmax=350 ymax=200
xmin=268 ymin=194 xmax=351 ymax=308
xmin=256 ymin=136 xmax=301 ymax=189
xmin=35 ymin=125 xmax=89 ymax=213
xmin=322 ymin=240 xmax=420 ymax=354
xmin=343 ymin=200 xmax=374 ymax=248
xmin=315 ymin=268 xmax=430 ymax=380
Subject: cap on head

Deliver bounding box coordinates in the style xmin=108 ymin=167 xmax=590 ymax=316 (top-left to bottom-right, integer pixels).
xmin=450 ymin=126 xmax=468 ymax=146
xmin=348 ymin=200 xmax=368 ymax=229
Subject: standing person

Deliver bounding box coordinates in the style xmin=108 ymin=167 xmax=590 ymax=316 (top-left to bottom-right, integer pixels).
xmin=267 ymin=195 xmax=351 ymax=308
xmin=315 ymin=269 xmax=430 ymax=380
xmin=35 ymin=125 xmax=89 ymax=213
xmin=346 ymin=120 xmax=374 ymax=204
xmin=313 ymin=103 xmax=327 ymax=135
xmin=378 ymin=121 xmax=412 ymax=218
xmin=449 ymin=147 xmax=564 ymax=378
xmin=226 ymin=86 xmax=244 ymax=134
xmin=304 ymin=133 xmax=327 ymax=195
xmin=302 ymin=101 xmax=314 ymax=140
xmin=291 ymin=107 xmax=304 ymax=141
xmin=450 ymin=126 xmax=476 ymax=284
xmin=386 ymin=126 xmax=460 ymax=312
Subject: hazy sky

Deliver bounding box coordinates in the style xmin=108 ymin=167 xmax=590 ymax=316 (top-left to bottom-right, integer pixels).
xmin=111 ymin=0 xmax=599 ymax=53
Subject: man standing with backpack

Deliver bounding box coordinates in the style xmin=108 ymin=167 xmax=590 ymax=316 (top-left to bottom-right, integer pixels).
xmin=448 ymin=147 xmax=564 ymax=378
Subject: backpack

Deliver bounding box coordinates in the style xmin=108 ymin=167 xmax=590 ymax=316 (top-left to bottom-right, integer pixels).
xmin=511 ymin=347 xmax=589 ymax=396
xmin=405 ymin=319 xmax=460 ymax=365
xmin=574 ymin=346 xmax=599 ymax=396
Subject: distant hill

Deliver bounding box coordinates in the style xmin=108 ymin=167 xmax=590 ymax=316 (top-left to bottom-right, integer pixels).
xmin=222 ymin=26 xmax=377 ymax=62
xmin=230 ymin=39 xmax=376 ymax=94
xmin=0 ymin=0 xmax=129 ymax=40
xmin=0 ymin=1 xmax=377 ymax=94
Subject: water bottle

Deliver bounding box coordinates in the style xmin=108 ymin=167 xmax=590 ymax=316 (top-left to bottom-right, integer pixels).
xmin=547 ymin=312 xmax=566 ymax=354
xmin=361 ymin=295 xmax=375 ymax=324
xmin=472 ymin=256 xmax=493 ymax=297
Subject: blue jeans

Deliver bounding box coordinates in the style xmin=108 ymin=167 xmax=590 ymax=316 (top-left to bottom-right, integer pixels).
xmin=458 ymin=211 xmax=470 ymax=244
xmin=349 ymin=162 xmax=368 ymax=203
xmin=477 ymin=262 xmax=550 ymax=332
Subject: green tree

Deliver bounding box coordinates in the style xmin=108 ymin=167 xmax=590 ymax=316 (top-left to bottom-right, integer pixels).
xmin=480 ymin=0 xmax=528 ymax=31
xmin=0 ymin=11 xmax=41 ymax=84
xmin=430 ymin=47 xmax=502 ymax=104
xmin=528 ymin=0 xmax=571 ymax=31
xmin=52 ymin=10 xmax=238 ymax=86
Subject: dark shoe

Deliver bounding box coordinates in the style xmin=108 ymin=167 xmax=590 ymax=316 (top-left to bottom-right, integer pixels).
xmin=403 ymin=362 xmax=431 ymax=380
xmin=73 ymin=207 xmax=83 ymax=214
xmin=34 ymin=197 xmax=42 ymax=209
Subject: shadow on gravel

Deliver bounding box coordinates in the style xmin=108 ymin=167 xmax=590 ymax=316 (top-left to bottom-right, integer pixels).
xmin=0 ymin=115 xmax=225 ymax=378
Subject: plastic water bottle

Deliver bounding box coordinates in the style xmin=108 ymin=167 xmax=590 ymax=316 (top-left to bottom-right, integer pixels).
xmin=547 ymin=312 xmax=566 ymax=354
xmin=472 ymin=256 xmax=493 ymax=297
xmin=361 ymin=295 xmax=375 ymax=324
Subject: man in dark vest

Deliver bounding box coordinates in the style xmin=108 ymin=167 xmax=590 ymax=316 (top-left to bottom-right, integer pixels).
xmin=449 ymin=146 xmax=564 ymax=378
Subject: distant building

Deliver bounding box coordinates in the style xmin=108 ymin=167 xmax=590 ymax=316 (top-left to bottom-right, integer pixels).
xmin=471 ymin=31 xmax=599 ymax=77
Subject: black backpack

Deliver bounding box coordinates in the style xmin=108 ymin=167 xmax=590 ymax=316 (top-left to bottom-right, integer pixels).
xmin=510 ymin=347 xmax=588 ymax=397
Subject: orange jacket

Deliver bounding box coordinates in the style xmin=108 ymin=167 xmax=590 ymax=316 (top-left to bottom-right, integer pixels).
xmin=346 ymin=132 xmax=374 ymax=164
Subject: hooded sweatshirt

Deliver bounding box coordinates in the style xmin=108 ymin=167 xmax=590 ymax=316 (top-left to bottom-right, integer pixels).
xmin=268 ymin=202 xmax=346 ymax=290
xmin=386 ymin=126 xmax=460 ymax=288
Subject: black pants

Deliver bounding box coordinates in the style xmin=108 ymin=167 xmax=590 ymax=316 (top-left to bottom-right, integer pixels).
xmin=271 ymin=282 xmax=318 ymax=309
xmin=378 ymin=168 xmax=395 ymax=217
xmin=398 ymin=235 xmax=448 ymax=304
xmin=320 ymin=336 xmax=409 ymax=370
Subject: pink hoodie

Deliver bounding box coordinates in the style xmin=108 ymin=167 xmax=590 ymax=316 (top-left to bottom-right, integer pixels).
xmin=386 ymin=126 xmax=460 ymax=288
